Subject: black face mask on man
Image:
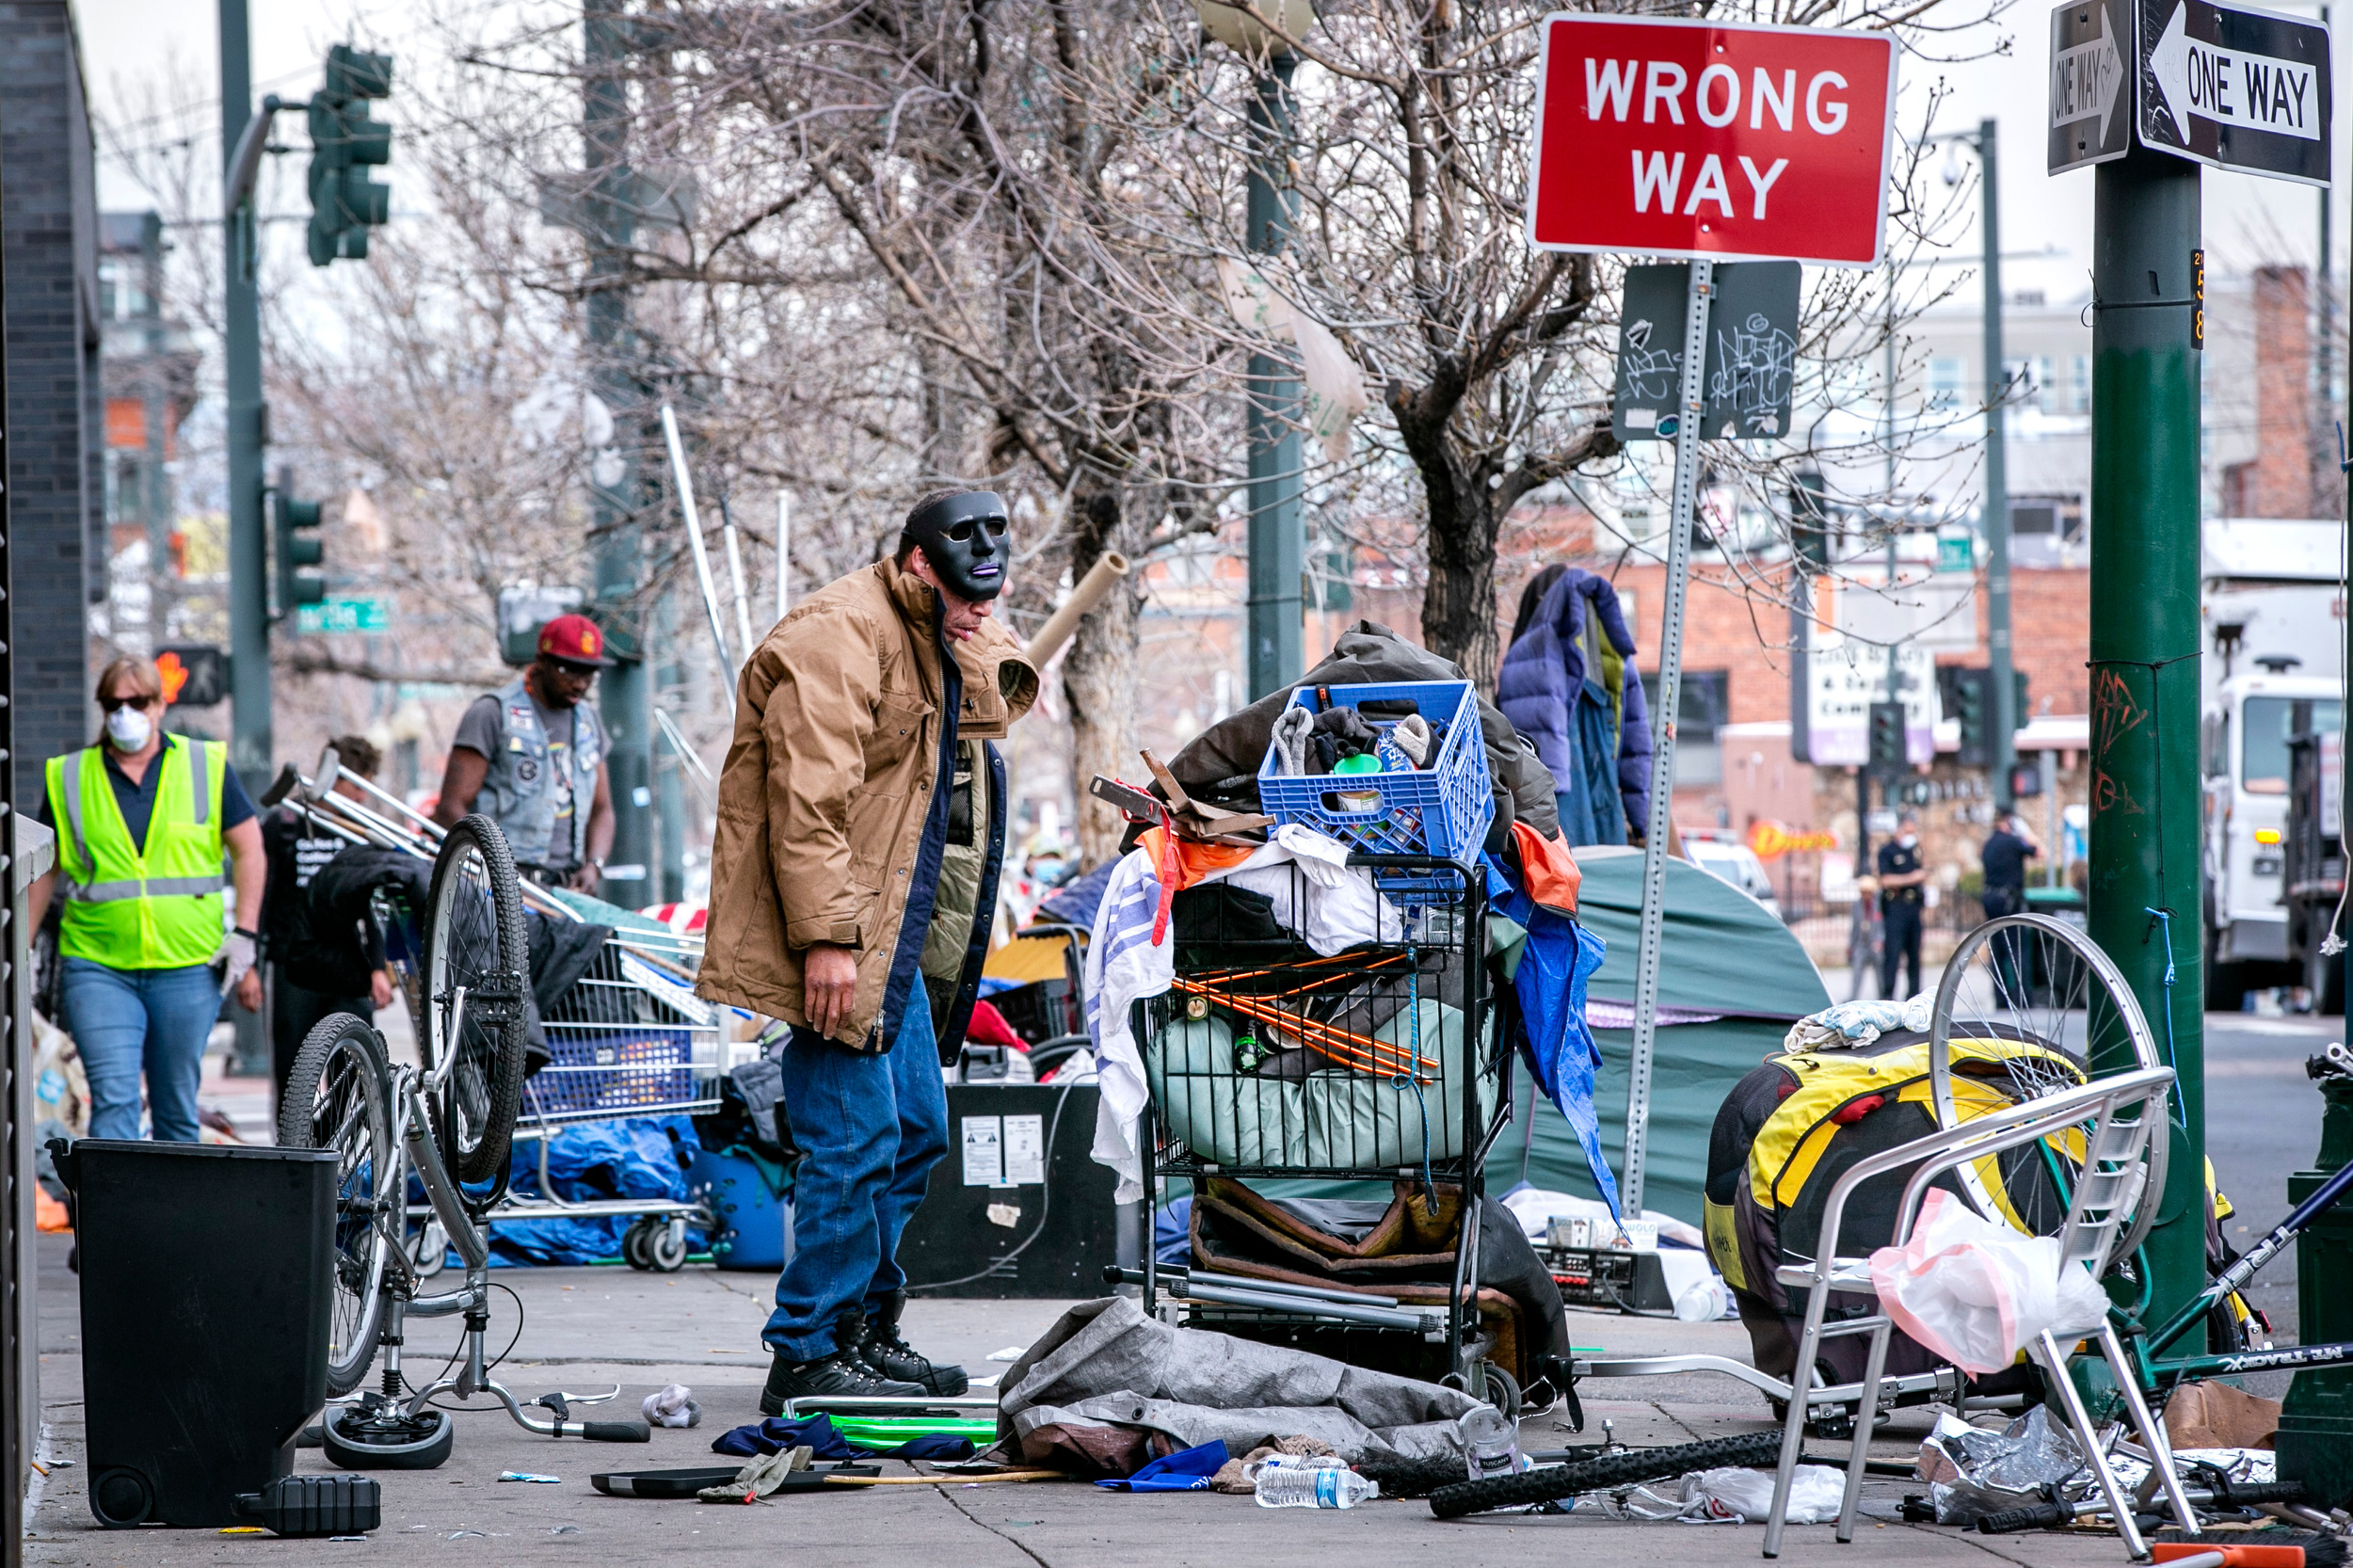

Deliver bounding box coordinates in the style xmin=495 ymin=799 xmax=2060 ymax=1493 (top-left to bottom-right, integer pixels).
xmin=900 ymin=490 xmax=1011 ymax=601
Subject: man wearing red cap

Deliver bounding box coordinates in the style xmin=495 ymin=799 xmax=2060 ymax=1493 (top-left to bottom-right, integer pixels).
xmin=433 ymin=613 xmax=616 ymax=890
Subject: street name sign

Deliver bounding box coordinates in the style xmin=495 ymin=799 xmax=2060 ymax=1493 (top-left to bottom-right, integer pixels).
xmin=2136 ymin=0 xmax=2329 ymax=184
xmin=296 ymin=595 xmax=391 ymax=634
xmin=1528 ymin=15 xmax=1898 ymax=265
xmin=2051 ymin=0 xmax=2133 ymax=169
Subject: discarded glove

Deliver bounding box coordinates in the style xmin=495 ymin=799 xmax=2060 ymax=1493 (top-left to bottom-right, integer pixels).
xmin=1311 ymin=708 xmax=1380 ymax=756
xmin=1271 ymin=706 xmax=1314 ymax=777
xmin=644 ymin=1384 xmax=702 ymax=1429
xmin=1390 ymin=714 xmax=1434 ymax=767
xmin=697 ymin=1445 xmax=812 ymax=1504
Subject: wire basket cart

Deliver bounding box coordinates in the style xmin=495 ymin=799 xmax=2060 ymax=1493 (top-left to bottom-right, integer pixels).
xmin=1131 ymin=853 xmax=1515 ymax=1399
xmin=368 ymin=882 xmax=725 ymax=1272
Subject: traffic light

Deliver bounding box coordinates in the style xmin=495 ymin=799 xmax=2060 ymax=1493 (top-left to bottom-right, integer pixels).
xmin=1867 ymin=699 xmax=1906 ymax=774
xmin=2012 ymin=669 xmax=2030 ymax=727
xmin=1953 ymin=667 xmax=1990 ymax=767
xmin=1790 ymin=467 xmax=1832 ymax=571
xmin=273 ymin=475 xmax=326 ymax=619
xmin=306 ymin=44 xmax=394 ymax=267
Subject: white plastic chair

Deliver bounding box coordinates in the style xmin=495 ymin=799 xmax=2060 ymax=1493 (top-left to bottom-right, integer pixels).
xmin=1759 ymin=1063 xmax=2197 ymax=1559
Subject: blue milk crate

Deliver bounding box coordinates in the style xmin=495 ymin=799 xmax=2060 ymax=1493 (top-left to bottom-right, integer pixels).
xmin=1255 ymin=680 xmax=1493 ymax=904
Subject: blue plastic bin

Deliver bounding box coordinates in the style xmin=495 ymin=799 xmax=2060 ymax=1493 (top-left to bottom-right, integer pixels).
xmin=684 ymin=1144 xmax=792 ymax=1271
xmin=1256 ymin=680 xmax=1493 ymax=902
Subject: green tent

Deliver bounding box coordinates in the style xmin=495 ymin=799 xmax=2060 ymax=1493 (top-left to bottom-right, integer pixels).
xmin=1490 ymin=846 xmax=1831 ymax=1225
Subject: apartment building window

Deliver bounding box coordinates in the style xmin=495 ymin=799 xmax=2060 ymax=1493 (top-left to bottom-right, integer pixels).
xmin=2068 ymin=354 xmax=2091 ymax=413
xmin=1929 ymin=356 xmax=1966 ymax=408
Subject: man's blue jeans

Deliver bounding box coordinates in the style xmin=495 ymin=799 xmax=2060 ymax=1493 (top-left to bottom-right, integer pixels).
xmin=764 ymin=985 xmax=950 ymax=1360
xmin=60 ymin=957 xmax=219 ymax=1143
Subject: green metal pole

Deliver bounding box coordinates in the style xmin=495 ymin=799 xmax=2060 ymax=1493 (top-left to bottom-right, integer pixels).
xmin=1244 ymin=55 xmax=1303 ymax=700
xmin=1980 ymin=119 xmax=2016 ymax=809
xmin=220 ymin=0 xmax=267 ymax=782
xmin=2088 ymin=146 xmax=2205 ymax=1327
xmin=584 ymin=0 xmax=652 ymax=888
xmin=220 ymin=0 xmax=272 ymax=1077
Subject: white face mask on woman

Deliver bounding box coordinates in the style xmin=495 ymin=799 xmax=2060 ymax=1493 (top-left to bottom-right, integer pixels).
xmin=104 ymin=703 xmax=152 ymax=753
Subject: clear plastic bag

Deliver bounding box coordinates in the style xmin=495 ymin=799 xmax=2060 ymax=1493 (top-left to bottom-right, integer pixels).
xmin=1621 ymin=1465 xmax=1847 ymax=1524
xmin=1868 ymin=1189 xmax=2113 ymax=1374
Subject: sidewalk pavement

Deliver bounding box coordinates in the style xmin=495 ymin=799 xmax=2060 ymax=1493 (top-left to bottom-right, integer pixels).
xmin=28 ymin=1234 xmax=2143 ymax=1566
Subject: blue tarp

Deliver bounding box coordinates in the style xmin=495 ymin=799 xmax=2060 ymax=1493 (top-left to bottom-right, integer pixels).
xmin=1487 ymin=859 xmax=1619 ymax=1218
xmin=484 ymin=1114 xmax=701 ymax=1267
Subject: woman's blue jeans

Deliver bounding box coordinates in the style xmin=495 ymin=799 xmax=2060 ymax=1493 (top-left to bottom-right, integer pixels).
xmin=60 ymin=956 xmax=219 ymax=1143
xmin=763 ymin=986 xmax=950 ymax=1360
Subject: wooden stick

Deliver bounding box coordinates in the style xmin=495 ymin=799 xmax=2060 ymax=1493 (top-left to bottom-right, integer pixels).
xmin=824 ymin=1470 xmax=1072 ymax=1487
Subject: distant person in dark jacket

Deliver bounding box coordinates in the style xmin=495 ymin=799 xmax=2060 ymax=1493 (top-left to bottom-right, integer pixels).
xmin=1876 ymin=812 xmax=1929 ymax=1000
xmin=262 ymin=734 xmax=392 ymax=1102
xmin=1979 ymin=810 xmax=2042 ymax=920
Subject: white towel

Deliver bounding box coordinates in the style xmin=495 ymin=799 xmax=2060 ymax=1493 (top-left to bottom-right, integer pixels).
xmin=1083 ymin=849 xmax=1173 ymax=1203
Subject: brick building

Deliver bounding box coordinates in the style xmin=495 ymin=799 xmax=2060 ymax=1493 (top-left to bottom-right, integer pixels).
xmin=1 ymin=0 xmax=102 ymax=803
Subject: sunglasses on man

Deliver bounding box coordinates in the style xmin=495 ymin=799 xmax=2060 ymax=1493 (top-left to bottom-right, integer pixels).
xmin=99 ymin=695 xmax=158 ymax=714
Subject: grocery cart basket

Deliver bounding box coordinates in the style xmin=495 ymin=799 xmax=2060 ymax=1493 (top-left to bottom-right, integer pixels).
xmin=1133 ymin=853 xmax=1516 ymax=1400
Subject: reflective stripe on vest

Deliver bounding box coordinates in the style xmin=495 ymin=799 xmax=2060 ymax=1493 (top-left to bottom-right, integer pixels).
xmin=45 ymin=738 xmax=228 ymax=968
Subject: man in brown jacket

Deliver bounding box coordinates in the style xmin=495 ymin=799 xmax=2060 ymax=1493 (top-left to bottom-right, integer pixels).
xmin=699 ymin=488 xmax=1037 ymax=1409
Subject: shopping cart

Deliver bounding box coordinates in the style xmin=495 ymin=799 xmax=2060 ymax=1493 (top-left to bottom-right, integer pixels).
xmin=260 ymin=748 xmax=723 ymax=1272
xmin=1127 ymin=852 xmax=1519 ymax=1406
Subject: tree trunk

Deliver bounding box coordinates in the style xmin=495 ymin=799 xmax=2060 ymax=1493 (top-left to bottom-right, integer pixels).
xmin=1394 ymin=394 xmax=1504 ymax=690
xmin=1060 ymin=488 xmax=1145 ymax=868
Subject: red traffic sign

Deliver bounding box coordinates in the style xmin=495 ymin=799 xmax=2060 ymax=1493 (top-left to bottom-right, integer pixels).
xmin=1528 ymin=15 xmax=1899 ymax=266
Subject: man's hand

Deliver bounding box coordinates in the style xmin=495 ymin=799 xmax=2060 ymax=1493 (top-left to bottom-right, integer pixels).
xmin=803 ymin=943 xmax=859 ymax=1037
xmin=371 ymin=969 xmax=395 ymax=1011
xmin=568 ymin=862 xmax=602 ymax=894
xmin=234 ymin=967 xmax=263 ymax=1013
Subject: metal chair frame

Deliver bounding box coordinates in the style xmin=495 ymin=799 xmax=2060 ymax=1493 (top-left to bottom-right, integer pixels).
xmin=1760 ymin=1063 xmax=2195 ymax=1559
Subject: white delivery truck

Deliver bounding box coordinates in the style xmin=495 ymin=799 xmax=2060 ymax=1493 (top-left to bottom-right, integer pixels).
xmin=2201 ymin=518 xmax=2344 ymax=1008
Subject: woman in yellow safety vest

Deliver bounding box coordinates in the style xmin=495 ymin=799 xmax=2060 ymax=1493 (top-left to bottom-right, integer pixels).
xmin=26 ymin=657 xmax=266 ymax=1142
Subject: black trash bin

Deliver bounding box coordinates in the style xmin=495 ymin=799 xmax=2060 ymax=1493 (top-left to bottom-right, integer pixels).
xmin=55 ymin=1138 xmax=337 ymax=1528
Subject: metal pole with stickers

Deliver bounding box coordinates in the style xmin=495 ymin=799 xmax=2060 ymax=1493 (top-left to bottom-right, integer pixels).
xmin=1526 ymin=13 xmax=1900 ymax=1212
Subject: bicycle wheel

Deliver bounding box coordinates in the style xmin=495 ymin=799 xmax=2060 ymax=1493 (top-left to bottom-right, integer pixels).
xmin=423 ymin=814 xmax=530 ymax=1184
xmin=278 ymin=1012 xmax=395 ymax=1397
xmin=1930 ymin=913 xmax=2172 ymax=1259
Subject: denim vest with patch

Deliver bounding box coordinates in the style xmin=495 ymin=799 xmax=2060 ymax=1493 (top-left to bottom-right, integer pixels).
xmin=479 ymin=676 xmax=603 ymax=868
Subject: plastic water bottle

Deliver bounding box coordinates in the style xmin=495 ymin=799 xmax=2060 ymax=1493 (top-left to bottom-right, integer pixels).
xmin=1251 ymin=1459 xmax=1380 ymax=1509
xmin=1674 ymin=1275 xmax=1730 ymax=1323
xmin=1456 ymin=1404 xmax=1520 ymax=1481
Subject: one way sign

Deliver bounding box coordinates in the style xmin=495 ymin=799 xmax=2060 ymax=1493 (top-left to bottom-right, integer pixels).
xmin=2051 ymin=0 xmax=2132 ymax=170
xmin=2135 ymin=0 xmax=2330 ymax=184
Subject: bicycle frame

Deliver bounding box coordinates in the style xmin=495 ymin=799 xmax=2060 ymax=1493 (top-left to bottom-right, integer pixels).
xmin=2118 ymin=1152 xmax=2353 ymax=1393
xmin=353 ymin=1046 xmax=626 ymax=1436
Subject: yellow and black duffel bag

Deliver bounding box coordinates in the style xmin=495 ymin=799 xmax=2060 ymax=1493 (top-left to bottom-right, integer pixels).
xmin=1703 ymin=1028 xmax=2082 ymax=1391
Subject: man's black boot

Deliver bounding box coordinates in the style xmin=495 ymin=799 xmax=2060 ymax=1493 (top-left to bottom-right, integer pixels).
xmin=760 ymin=1348 xmax=924 ymax=1416
xmin=855 ymin=1288 xmax=970 ymax=1397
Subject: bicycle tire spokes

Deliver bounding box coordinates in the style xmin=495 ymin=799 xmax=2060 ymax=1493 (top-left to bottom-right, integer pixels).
xmin=436 ymin=844 xmax=516 ymax=1158
xmin=1944 ymin=922 xmax=2096 ymax=1101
